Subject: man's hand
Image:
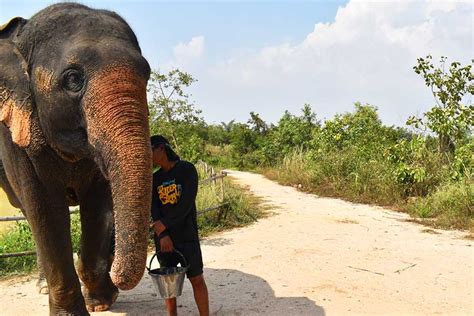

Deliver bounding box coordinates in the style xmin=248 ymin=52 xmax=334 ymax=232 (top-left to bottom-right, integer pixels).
xmin=151 ymin=220 xmax=166 ymax=236
xmin=160 ymin=235 xmax=174 ymax=252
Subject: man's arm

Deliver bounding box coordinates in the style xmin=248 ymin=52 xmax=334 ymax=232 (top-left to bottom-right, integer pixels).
xmin=151 ymin=176 xmax=169 ymax=238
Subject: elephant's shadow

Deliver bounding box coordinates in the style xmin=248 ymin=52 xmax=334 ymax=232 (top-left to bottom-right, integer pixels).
xmin=109 ymin=267 xmax=325 ymax=316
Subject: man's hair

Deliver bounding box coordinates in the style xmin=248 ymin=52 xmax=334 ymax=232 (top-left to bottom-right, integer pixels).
xmin=150 ymin=135 xmax=180 ymax=161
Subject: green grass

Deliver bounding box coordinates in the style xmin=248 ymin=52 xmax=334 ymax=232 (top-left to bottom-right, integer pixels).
xmin=0 ymin=212 xmax=82 ymax=278
xmin=197 ymin=178 xmax=265 ymax=237
xmin=408 ymin=182 xmax=473 ymax=231
xmin=261 ymin=148 xmax=405 ymax=206
xmin=0 ymin=221 xmax=36 ymax=276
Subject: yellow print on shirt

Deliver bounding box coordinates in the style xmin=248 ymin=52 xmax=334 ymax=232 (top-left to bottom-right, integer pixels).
xmin=158 ymin=180 xmax=182 ymax=205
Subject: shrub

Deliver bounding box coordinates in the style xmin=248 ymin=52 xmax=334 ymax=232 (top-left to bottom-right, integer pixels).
xmin=197 ymin=179 xmax=265 ymax=237
xmin=0 ymin=213 xmax=82 ymax=277
xmin=408 ymin=182 xmax=473 ymax=230
xmin=0 ymin=221 xmax=36 ymax=276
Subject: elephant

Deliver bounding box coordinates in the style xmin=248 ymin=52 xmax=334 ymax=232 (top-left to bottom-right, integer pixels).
xmin=0 ymin=3 xmax=152 ymax=315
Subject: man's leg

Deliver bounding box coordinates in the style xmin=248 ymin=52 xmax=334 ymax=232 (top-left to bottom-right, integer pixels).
xmin=164 ymin=298 xmax=177 ymax=316
xmin=189 ymin=274 xmax=209 ymax=316
xmin=155 ymin=236 xmax=180 ymax=316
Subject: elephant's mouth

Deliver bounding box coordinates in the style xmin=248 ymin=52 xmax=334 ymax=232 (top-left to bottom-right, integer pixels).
xmin=51 ymin=144 xmax=82 ymax=162
xmin=50 ymin=128 xmax=90 ymax=162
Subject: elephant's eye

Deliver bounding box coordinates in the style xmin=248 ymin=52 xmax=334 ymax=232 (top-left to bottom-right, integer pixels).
xmin=62 ymin=69 xmax=85 ymax=93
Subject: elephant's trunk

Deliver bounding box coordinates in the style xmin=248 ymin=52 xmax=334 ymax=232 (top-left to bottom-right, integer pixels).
xmin=83 ymin=65 xmax=151 ymax=290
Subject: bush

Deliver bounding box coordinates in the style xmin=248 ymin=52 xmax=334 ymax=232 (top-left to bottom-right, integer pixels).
xmin=0 ymin=221 xmax=36 ymax=276
xmin=408 ymin=182 xmax=474 ymax=230
xmin=450 ymin=139 xmax=474 ymax=181
xmin=262 ymin=104 xmax=319 ymax=161
xmin=386 ymin=136 xmax=450 ymax=197
xmin=197 ymin=178 xmax=265 ymax=237
xmin=0 ymin=213 xmax=82 ymax=277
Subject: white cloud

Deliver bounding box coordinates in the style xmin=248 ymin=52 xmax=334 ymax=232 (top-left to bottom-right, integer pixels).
xmin=164 ymin=36 xmax=205 ymax=70
xmin=192 ymin=0 xmax=472 ymax=126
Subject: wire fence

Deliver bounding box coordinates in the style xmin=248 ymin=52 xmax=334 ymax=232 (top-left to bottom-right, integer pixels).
xmin=0 ymin=161 xmax=227 ymax=259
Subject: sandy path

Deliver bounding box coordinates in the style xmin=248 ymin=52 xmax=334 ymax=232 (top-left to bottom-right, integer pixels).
xmin=1 ymin=170 xmax=472 ymax=315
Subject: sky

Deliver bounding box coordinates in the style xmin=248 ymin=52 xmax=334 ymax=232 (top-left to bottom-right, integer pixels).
xmin=1 ymin=0 xmax=472 ymax=127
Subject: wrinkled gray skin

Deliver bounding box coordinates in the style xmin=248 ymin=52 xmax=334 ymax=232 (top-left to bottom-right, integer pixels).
xmin=0 ymin=3 xmax=152 ymax=315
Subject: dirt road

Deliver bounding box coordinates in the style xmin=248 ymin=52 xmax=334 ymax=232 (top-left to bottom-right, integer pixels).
xmin=1 ymin=170 xmax=472 ymax=315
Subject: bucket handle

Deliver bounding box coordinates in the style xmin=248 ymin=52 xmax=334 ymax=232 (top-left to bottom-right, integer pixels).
xmin=147 ymin=249 xmax=189 ymax=272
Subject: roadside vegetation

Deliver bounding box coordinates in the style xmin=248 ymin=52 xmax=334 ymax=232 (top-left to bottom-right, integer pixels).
xmin=149 ymin=56 xmax=473 ymax=231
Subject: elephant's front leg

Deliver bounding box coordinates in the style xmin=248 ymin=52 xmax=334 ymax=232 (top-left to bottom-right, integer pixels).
xmin=26 ymin=198 xmax=88 ymax=315
xmin=35 ymin=247 xmax=49 ymax=294
xmin=77 ymin=179 xmax=118 ymax=312
xmin=0 ymin=161 xmax=49 ymax=293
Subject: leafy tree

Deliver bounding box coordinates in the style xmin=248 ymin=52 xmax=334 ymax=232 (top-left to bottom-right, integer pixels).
xmin=221 ymin=120 xmax=236 ymax=133
xmin=148 ymin=68 xmax=204 ymax=152
xmin=265 ymin=104 xmax=319 ymax=159
xmin=148 ymin=69 xmax=206 ymax=160
xmin=316 ymin=103 xmax=388 ymax=152
xmin=408 ymin=56 xmax=474 ymax=153
xmin=229 ymin=123 xmax=260 ymax=167
xmin=247 ymin=112 xmax=268 ymax=135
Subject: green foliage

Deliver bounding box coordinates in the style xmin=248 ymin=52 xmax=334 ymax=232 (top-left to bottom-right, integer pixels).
xmin=0 ymin=221 xmax=36 ymax=276
xmin=450 ymin=139 xmax=474 ymax=181
xmin=207 ymin=122 xmax=234 ymax=146
xmin=248 ymin=112 xmax=268 ymax=135
xmin=385 ymin=136 xmax=449 ymax=196
xmin=70 ymin=212 xmax=82 ymax=254
xmin=264 ymin=104 xmax=319 ymax=160
xmin=260 ymin=101 xmax=472 ymax=226
xmin=178 ymin=134 xmax=205 ymax=163
xmin=0 ymin=213 xmax=82 ymax=277
xmin=196 ymin=178 xmax=264 ymax=237
xmin=148 ymin=69 xmax=206 ymax=161
xmin=408 ymin=56 xmax=474 ymax=153
xmin=408 ymin=182 xmax=473 ymax=230
xmin=229 ymin=123 xmax=262 ymax=168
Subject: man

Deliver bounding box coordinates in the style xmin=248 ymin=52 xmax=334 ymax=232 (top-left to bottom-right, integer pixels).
xmin=150 ymin=135 xmax=209 ymax=316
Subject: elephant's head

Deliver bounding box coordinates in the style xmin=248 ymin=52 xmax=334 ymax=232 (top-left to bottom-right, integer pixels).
xmin=0 ymin=3 xmax=152 ymax=289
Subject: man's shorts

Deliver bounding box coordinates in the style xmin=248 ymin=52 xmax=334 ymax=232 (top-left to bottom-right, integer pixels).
xmin=154 ymin=237 xmax=204 ymax=278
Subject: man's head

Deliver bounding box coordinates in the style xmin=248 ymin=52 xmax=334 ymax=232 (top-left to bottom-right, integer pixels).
xmin=150 ymin=135 xmax=179 ymax=167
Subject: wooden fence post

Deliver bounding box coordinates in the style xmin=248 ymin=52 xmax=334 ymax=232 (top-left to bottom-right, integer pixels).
xmin=220 ymin=172 xmax=225 ymax=202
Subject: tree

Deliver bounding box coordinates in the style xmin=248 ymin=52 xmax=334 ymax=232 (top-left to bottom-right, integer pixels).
xmin=148 ymin=69 xmax=205 ymax=156
xmin=221 ymin=120 xmax=235 ymax=133
xmin=147 ymin=69 xmax=207 ymax=161
xmin=266 ymin=104 xmax=319 ymax=158
xmin=247 ymin=112 xmax=268 ymax=135
xmin=408 ymin=56 xmax=474 ymax=153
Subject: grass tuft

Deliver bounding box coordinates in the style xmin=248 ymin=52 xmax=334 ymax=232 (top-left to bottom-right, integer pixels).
xmin=408 ymin=182 xmax=473 ymax=231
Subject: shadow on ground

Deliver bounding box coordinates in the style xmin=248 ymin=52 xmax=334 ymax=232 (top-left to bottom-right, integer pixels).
xmin=201 ymin=238 xmax=233 ymax=247
xmin=108 ymin=267 xmax=324 ymax=316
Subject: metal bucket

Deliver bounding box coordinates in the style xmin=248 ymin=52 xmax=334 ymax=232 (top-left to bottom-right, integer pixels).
xmin=147 ymin=250 xmax=189 ymax=299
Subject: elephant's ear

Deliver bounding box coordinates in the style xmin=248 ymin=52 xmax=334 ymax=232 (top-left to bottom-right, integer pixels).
xmin=0 ymin=17 xmax=33 ymax=148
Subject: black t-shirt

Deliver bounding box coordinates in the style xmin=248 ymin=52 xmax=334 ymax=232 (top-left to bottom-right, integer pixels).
xmin=151 ymin=160 xmax=199 ymax=243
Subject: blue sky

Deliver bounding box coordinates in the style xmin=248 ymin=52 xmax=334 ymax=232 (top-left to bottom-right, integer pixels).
xmin=1 ymin=1 xmax=347 ymax=69
xmin=1 ymin=1 xmax=472 ymax=126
